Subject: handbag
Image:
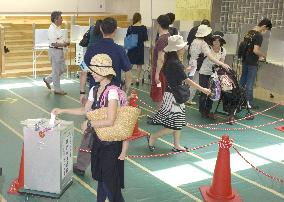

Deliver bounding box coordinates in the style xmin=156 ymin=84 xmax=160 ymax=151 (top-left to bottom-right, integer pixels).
xmin=169 ymin=83 xmax=190 ymax=104
xmin=86 ymin=106 xmax=141 ymax=141
xmin=79 ymin=25 xmax=94 ymax=47
xmin=220 ymin=74 xmax=235 ymax=92
xmin=124 ymin=26 xmax=138 ymax=50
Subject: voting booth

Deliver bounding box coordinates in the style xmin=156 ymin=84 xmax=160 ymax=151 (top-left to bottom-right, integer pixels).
xmin=70 ymin=25 xmax=89 ymax=65
xmin=19 ymin=119 xmax=74 ymax=198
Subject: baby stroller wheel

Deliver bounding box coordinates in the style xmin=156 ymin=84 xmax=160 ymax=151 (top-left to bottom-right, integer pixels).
xmin=245 ymin=112 xmax=254 ymax=120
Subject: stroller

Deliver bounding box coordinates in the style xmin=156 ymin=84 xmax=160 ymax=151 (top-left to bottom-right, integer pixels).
xmin=211 ymin=65 xmax=254 ymax=123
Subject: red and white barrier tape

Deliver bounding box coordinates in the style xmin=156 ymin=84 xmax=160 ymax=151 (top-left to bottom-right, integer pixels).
xmin=233 ymin=146 xmax=284 ymax=183
xmin=138 ymin=98 xmax=284 ymax=131
xmin=187 ymin=118 xmax=284 ymax=131
xmin=78 ymin=141 xmax=219 ymax=158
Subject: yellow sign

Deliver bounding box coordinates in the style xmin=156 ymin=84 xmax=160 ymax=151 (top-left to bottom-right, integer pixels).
xmin=175 ymin=0 xmax=212 ymax=20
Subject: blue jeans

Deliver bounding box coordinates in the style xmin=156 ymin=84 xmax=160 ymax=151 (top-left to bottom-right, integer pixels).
xmin=239 ymin=64 xmax=257 ymax=104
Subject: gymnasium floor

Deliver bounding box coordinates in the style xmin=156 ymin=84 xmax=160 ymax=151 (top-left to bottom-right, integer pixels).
xmin=0 ymin=75 xmax=284 ymax=202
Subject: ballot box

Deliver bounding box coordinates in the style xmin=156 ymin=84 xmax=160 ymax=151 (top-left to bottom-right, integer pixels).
xmin=20 ymin=119 xmax=73 ymax=198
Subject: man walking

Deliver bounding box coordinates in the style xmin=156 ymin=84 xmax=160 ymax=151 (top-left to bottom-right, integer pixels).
xmin=43 ymin=11 xmax=69 ymax=95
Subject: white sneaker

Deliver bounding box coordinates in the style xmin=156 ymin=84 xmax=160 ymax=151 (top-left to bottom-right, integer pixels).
xmin=247 ymin=101 xmax=252 ymax=109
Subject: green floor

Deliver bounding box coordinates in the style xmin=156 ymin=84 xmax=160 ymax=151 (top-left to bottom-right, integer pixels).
xmin=0 ymin=76 xmax=284 ymax=202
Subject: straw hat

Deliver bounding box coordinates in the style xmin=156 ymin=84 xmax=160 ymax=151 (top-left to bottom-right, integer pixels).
xmin=164 ymin=35 xmax=188 ymax=52
xmin=195 ymin=24 xmax=212 ymax=37
xmin=88 ymin=54 xmax=116 ymax=76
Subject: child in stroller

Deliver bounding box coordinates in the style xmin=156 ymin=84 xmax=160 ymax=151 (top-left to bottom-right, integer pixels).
xmin=211 ymin=65 xmax=254 ymax=124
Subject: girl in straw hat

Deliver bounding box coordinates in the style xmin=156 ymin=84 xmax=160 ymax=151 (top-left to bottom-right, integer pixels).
xmin=147 ymin=35 xmax=211 ymax=152
xmin=51 ymin=54 xmax=128 ymax=202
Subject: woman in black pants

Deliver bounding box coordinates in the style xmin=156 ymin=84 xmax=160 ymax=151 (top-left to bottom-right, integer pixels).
xmin=199 ymin=31 xmax=227 ymax=118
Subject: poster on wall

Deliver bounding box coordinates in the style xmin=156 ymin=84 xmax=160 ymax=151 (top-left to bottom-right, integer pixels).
xmin=175 ymin=0 xmax=212 ymax=20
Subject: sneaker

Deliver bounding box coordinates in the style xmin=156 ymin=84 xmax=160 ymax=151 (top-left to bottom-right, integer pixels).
xmin=247 ymin=102 xmax=259 ymax=110
xmin=54 ymin=90 xmax=67 ymax=95
xmin=43 ymin=78 xmax=51 ymax=90
xmin=73 ymin=166 xmax=85 ymax=176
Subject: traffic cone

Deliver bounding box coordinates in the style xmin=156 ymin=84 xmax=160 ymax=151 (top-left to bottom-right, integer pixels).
xmin=276 ymin=125 xmax=284 ymax=132
xmin=200 ymin=135 xmax=242 ymax=202
xmin=127 ymin=90 xmax=147 ymax=141
xmin=7 ymin=144 xmax=24 ymax=195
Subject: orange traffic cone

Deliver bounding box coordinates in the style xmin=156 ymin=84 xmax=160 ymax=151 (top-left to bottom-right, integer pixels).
xmin=7 ymin=144 xmax=24 ymax=195
xmin=200 ymin=135 xmax=242 ymax=202
xmin=127 ymin=90 xmax=148 ymax=141
xmin=276 ymin=125 xmax=284 ymax=132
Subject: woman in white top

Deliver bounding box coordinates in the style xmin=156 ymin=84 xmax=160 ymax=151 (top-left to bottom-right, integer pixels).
xmin=187 ymin=25 xmax=230 ymax=104
xmin=199 ymin=31 xmax=227 ymax=118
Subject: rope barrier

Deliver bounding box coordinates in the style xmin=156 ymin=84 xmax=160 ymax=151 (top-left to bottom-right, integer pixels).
xmin=233 ymin=146 xmax=284 ymax=183
xmin=187 ymin=118 xmax=284 ymax=131
xmin=78 ymin=141 xmax=219 ymax=159
xmin=138 ymin=98 xmax=284 ymax=131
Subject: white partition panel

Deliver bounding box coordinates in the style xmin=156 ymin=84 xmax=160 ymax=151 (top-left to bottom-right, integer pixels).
xmin=114 ymin=28 xmax=128 ymax=47
xmin=223 ymin=34 xmax=239 ymax=55
xmin=34 ymin=29 xmax=68 ymax=48
xmin=70 ymin=25 xmax=89 ymax=43
xmin=267 ymin=28 xmax=284 ymax=66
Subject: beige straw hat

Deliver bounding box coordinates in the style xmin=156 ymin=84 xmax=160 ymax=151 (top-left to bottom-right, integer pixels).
xmin=88 ymin=54 xmax=116 ymax=76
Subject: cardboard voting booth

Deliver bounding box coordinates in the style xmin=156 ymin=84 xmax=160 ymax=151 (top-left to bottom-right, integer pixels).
xmin=19 ymin=119 xmax=74 ymax=198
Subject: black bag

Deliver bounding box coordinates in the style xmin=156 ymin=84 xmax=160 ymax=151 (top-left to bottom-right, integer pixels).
xmin=169 ymin=83 xmax=190 ymax=104
xmin=237 ymin=30 xmax=257 ymax=60
xmin=79 ymin=26 xmax=94 ymax=47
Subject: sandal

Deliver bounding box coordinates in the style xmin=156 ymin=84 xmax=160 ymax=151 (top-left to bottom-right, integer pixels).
xmin=146 ymin=135 xmax=155 ymax=152
xmin=227 ymin=115 xmax=235 ymax=125
xmin=172 ymin=146 xmax=189 ymax=152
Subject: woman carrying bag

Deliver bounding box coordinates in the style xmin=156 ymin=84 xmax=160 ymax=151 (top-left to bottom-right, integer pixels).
xmin=126 ymin=12 xmax=148 ymax=86
xmin=147 ymin=35 xmax=211 ymax=152
xmin=51 ymin=54 xmax=128 ymax=202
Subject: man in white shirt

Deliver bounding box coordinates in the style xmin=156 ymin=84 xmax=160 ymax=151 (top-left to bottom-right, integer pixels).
xmin=43 ymin=11 xmax=69 ymax=95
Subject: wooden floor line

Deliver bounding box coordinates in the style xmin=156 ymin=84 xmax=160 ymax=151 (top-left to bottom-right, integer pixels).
xmin=6 ymin=88 xmax=202 ymax=201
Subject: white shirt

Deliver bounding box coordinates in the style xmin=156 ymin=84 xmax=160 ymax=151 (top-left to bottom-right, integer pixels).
xmin=48 ymin=23 xmax=65 ymax=46
xmin=199 ymin=46 xmax=227 ymax=75
xmin=88 ymin=87 xmax=119 ymax=102
xmin=188 ymin=39 xmax=211 ymax=76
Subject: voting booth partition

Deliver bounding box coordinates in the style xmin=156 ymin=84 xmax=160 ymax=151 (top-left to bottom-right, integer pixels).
xmin=70 ymin=25 xmax=89 ymax=65
xmin=18 ymin=119 xmax=74 ymax=198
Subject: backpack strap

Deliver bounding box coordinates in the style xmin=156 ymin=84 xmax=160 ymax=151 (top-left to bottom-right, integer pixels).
xmin=88 ymin=25 xmax=95 ymax=46
xmin=100 ymin=85 xmax=128 ymax=107
xmin=92 ymin=85 xmax=99 ymax=100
